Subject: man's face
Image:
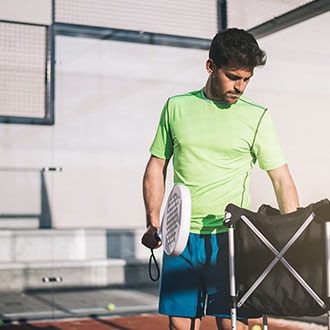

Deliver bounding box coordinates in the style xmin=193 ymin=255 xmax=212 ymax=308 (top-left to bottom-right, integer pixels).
xmin=207 ymin=60 xmax=254 ymax=104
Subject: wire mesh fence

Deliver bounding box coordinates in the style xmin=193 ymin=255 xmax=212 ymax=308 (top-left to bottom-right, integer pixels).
xmin=0 ymin=21 xmax=47 ymax=119
xmin=55 ymin=0 xmax=218 ymax=39
xmin=226 ymin=0 xmax=314 ymax=30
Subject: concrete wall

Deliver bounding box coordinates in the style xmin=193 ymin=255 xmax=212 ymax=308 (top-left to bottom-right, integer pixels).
xmin=0 ymin=6 xmax=329 ymax=229
xmin=53 ymin=38 xmax=207 ymax=228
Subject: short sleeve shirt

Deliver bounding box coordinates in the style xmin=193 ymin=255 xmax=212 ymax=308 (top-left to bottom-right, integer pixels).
xmin=150 ymin=89 xmax=286 ymax=234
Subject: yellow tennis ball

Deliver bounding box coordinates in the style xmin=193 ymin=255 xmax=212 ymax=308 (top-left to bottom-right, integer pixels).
xmin=107 ymin=303 xmax=116 ymax=311
xmin=251 ymin=325 xmax=262 ymax=330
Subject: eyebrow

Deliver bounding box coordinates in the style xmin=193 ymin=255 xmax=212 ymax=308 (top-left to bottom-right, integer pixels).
xmin=225 ymin=72 xmax=254 ymax=81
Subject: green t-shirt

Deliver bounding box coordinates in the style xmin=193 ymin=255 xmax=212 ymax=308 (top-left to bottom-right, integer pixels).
xmin=150 ymin=89 xmax=286 ymax=234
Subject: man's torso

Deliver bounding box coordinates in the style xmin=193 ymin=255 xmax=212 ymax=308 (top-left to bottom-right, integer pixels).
xmin=150 ymin=89 xmax=285 ymax=233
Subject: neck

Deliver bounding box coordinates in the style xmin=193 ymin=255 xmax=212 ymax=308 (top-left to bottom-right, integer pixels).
xmin=203 ymin=77 xmax=223 ymax=102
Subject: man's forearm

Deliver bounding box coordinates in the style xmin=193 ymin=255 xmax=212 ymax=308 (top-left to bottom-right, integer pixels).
xmin=273 ymin=179 xmax=299 ymax=214
xmin=143 ymin=156 xmax=168 ymax=229
xmin=268 ymin=164 xmax=299 ymax=214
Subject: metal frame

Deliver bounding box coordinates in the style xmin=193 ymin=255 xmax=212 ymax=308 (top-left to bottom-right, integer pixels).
xmin=325 ymin=222 xmax=330 ymax=330
xmin=228 ymin=225 xmax=238 ymax=330
xmin=53 ymin=23 xmax=211 ymax=50
xmin=249 ymin=0 xmax=330 ymax=39
xmin=217 ymin=0 xmax=227 ymax=31
xmin=229 ymin=213 xmax=330 ymax=330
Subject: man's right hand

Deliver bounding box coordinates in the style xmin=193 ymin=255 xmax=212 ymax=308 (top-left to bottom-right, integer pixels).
xmin=141 ymin=225 xmax=162 ymax=249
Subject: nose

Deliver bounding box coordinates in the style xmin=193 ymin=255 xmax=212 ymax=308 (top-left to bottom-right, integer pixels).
xmin=234 ymin=80 xmax=245 ymax=93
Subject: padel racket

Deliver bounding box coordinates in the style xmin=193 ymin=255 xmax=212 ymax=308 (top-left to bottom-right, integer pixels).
xmin=149 ymin=184 xmax=191 ymax=281
xmin=156 ymin=184 xmax=191 ymax=256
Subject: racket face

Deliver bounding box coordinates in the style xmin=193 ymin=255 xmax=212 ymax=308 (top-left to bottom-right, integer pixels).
xmin=161 ymin=185 xmax=191 ymax=257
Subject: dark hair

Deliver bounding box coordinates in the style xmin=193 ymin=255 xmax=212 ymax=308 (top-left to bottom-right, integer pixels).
xmin=209 ymin=28 xmax=266 ymax=69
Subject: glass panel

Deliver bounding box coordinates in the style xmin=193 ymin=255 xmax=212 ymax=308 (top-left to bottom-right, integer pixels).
xmin=0 ymin=112 xmax=58 ymax=321
xmin=0 ymin=33 xmax=208 ymax=323
xmin=45 ymin=35 xmax=208 ymax=317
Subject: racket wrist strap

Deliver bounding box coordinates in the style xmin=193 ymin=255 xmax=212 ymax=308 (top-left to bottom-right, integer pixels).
xmin=149 ymin=249 xmax=160 ymax=282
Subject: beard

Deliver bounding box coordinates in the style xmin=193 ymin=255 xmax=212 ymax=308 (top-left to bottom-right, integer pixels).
xmin=210 ymin=86 xmax=241 ymax=104
xmin=225 ymin=91 xmax=241 ymax=103
xmin=209 ymin=75 xmax=241 ymax=104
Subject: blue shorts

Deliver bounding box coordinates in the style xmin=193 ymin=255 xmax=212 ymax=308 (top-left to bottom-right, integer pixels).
xmin=159 ymin=232 xmax=261 ymax=319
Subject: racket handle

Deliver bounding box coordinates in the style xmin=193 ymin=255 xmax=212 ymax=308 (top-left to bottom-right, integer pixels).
xmin=154 ymin=232 xmax=161 ymax=242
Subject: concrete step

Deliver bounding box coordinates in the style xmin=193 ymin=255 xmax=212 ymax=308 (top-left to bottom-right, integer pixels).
xmin=0 ymin=258 xmax=155 ymax=292
xmin=0 ymin=228 xmax=161 ymax=263
xmin=0 ymin=218 xmax=39 ymax=229
xmin=0 ymin=229 xmax=107 ymax=262
xmin=106 ymin=228 xmax=162 ymax=260
xmin=0 ymin=228 xmax=163 ymax=292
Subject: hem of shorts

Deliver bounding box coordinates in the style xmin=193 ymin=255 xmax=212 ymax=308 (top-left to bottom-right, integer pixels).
xmin=208 ymin=313 xmax=261 ymax=319
xmin=159 ymin=310 xmax=205 ymax=318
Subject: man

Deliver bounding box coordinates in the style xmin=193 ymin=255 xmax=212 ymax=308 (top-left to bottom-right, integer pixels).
xmin=142 ymin=28 xmax=299 ymax=330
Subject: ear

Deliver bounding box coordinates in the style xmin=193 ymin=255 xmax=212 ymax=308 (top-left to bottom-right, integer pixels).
xmin=206 ymin=59 xmax=216 ymax=75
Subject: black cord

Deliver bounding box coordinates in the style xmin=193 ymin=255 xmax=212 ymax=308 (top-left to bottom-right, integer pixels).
xmin=149 ymin=249 xmax=160 ymax=281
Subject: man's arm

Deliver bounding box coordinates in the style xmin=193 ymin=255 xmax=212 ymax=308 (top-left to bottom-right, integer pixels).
xmin=267 ymin=164 xmax=299 ymax=214
xmin=141 ymin=155 xmax=170 ymax=249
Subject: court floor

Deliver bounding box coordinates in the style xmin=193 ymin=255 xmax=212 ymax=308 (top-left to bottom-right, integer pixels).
xmin=1 ymin=314 xmax=328 ymax=330
xmin=0 ymin=286 xmax=327 ymax=329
